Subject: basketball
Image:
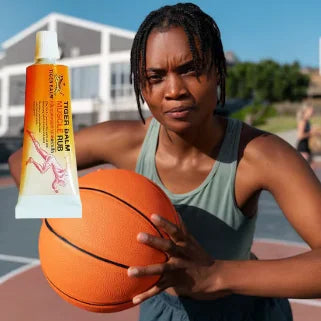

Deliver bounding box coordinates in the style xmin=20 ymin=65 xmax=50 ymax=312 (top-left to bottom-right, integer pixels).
xmin=38 ymin=169 xmax=179 ymax=313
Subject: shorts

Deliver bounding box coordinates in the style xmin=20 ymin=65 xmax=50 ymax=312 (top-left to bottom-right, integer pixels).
xmin=297 ymin=139 xmax=310 ymax=154
xmin=139 ymin=291 xmax=293 ymax=321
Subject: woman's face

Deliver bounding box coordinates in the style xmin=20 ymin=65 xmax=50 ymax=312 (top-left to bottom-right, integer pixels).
xmin=142 ymin=27 xmax=218 ymax=133
xmin=305 ymin=106 xmax=314 ymax=119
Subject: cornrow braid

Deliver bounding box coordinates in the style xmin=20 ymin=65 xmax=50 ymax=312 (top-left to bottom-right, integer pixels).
xmin=130 ymin=3 xmax=227 ymax=123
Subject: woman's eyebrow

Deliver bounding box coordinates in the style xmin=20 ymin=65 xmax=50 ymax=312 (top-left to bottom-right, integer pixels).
xmin=175 ymin=60 xmax=195 ymax=72
xmin=146 ymin=67 xmax=165 ymax=73
xmin=146 ymin=60 xmax=195 ymax=73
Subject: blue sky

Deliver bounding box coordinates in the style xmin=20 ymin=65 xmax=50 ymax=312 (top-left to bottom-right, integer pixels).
xmin=1 ymin=0 xmax=320 ymax=67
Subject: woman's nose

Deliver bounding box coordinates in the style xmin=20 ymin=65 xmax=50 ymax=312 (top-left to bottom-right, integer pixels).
xmin=164 ymin=74 xmax=188 ymax=100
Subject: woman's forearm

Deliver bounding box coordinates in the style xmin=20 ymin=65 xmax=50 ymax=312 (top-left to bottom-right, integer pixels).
xmin=8 ymin=148 xmax=22 ymax=188
xmin=212 ymin=248 xmax=321 ymax=299
xmin=297 ymin=131 xmax=310 ymax=140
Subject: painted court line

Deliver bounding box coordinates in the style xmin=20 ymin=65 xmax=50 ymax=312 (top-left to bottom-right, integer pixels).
xmin=290 ymin=298 xmax=321 ymax=307
xmin=0 ymin=253 xmax=39 ymax=264
xmin=0 ymin=261 xmax=40 ymax=285
xmin=253 ymin=238 xmax=309 ymax=249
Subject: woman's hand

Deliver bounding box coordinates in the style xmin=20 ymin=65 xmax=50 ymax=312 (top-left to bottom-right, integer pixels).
xmin=127 ymin=214 xmax=230 ymax=304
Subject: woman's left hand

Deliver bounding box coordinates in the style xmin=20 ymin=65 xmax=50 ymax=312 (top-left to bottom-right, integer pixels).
xmin=127 ymin=214 xmax=229 ymax=304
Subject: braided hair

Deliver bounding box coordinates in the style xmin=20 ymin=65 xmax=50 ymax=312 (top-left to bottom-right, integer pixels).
xmin=130 ymin=2 xmax=227 ymax=123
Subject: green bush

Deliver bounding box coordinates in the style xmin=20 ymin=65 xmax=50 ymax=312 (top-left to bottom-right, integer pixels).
xmin=231 ymin=102 xmax=277 ymax=126
xmin=226 ymin=60 xmax=310 ymax=103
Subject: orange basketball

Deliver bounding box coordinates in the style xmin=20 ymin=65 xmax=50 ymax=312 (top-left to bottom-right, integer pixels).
xmin=38 ymin=169 xmax=179 ymax=313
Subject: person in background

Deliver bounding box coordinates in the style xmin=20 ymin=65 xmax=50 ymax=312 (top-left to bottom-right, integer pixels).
xmin=296 ymin=102 xmax=318 ymax=164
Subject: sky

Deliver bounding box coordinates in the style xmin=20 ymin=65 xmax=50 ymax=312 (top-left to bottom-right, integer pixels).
xmin=0 ymin=0 xmax=320 ymax=68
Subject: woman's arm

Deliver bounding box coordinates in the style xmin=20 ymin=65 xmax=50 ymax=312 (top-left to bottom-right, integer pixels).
xmin=8 ymin=122 xmax=111 ymax=188
xmin=8 ymin=120 xmax=146 ymax=188
xmin=8 ymin=148 xmax=23 ymax=187
xmin=297 ymin=119 xmax=310 ymax=140
xmin=128 ymin=133 xmax=321 ymax=302
xmin=215 ymin=135 xmax=321 ymax=298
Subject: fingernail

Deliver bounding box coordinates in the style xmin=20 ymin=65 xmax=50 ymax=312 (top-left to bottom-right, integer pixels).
xmin=128 ymin=268 xmax=138 ymax=277
xmin=151 ymin=214 xmax=160 ymax=223
xmin=133 ymin=297 xmax=141 ymax=304
xmin=138 ymin=233 xmax=148 ymax=242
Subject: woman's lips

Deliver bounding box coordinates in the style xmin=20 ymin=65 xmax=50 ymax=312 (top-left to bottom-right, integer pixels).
xmin=165 ymin=106 xmax=195 ymax=119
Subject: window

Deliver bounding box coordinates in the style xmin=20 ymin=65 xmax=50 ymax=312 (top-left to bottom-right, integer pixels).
xmin=71 ymin=65 xmax=99 ymax=99
xmin=9 ymin=75 xmax=25 ymax=106
xmin=110 ymin=63 xmax=133 ymax=99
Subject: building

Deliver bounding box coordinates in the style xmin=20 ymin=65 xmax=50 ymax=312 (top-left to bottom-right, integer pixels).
xmin=0 ymin=12 xmax=150 ymax=138
xmin=0 ymin=13 xmax=241 ymax=139
xmin=307 ymin=68 xmax=321 ymax=109
xmin=306 ymin=69 xmax=321 ymax=99
xmin=225 ymin=51 xmax=238 ymax=67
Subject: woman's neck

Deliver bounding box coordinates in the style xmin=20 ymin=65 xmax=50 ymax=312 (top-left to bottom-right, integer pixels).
xmin=158 ymin=115 xmax=226 ymax=160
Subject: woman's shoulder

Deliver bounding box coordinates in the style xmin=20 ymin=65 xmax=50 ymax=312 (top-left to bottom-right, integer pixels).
xmin=232 ymin=122 xmax=291 ymax=161
xmin=103 ymin=117 xmax=152 ymax=141
xmin=237 ymin=120 xmax=293 ymax=166
xmin=74 ymin=117 xmax=153 ymax=169
xmin=235 ymin=121 xmax=306 ymax=193
xmin=101 ymin=117 xmax=153 ymax=161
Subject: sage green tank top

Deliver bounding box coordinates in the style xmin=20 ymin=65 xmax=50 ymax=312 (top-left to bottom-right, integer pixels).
xmin=135 ymin=117 xmax=257 ymax=260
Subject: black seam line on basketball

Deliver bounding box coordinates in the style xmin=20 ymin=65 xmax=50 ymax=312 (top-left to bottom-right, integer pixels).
xmin=45 ymin=273 xmax=133 ymax=306
xmin=79 ymin=186 xmax=164 ymax=238
xmin=44 ymin=219 xmax=129 ymax=269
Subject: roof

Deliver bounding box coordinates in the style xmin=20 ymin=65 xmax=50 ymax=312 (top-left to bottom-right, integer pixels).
xmin=2 ymin=12 xmax=136 ymax=49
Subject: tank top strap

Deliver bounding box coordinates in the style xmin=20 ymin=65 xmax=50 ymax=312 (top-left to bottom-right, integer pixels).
xmin=218 ymin=117 xmax=243 ymax=164
xmin=212 ymin=117 xmax=244 ymax=229
xmin=135 ymin=118 xmax=160 ymax=175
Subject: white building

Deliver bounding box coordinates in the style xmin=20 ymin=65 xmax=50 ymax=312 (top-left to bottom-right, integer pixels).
xmin=0 ymin=13 xmax=149 ymax=138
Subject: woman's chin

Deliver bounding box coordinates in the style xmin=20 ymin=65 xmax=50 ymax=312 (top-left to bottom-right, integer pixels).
xmin=162 ymin=118 xmax=196 ymax=133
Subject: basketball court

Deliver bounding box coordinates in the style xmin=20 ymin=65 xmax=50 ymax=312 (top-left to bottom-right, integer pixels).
xmin=1 ymin=166 xmax=321 ymax=321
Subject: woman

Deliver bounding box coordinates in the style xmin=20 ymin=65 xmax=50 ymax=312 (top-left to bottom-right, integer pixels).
xmin=9 ymin=3 xmax=321 ymax=321
xmin=296 ymin=102 xmax=315 ymax=163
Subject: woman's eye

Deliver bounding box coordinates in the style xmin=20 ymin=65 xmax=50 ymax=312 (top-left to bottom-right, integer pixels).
xmin=147 ymin=74 xmax=162 ymax=82
xmin=183 ymin=67 xmax=196 ymax=75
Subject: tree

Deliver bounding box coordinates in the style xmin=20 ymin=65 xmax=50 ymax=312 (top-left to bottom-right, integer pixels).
xmin=226 ymin=60 xmax=310 ymax=103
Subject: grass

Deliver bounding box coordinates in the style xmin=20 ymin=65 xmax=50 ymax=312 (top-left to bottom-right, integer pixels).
xmin=257 ymin=115 xmax=321 ymax=134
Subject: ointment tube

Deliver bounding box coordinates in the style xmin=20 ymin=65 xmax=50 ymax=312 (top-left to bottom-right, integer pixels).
xmin=15 ymin=31 xmax=82 ymax=218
